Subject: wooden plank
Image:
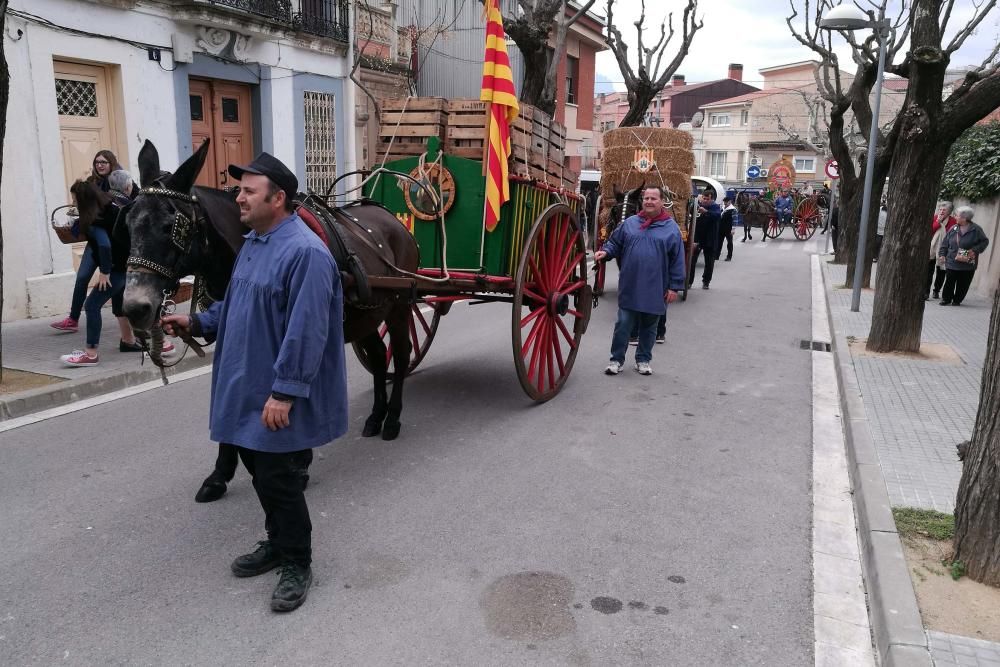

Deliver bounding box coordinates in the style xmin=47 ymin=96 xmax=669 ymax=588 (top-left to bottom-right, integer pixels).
xmin=448 ymin=99 xmax=487 ymax=113
xmin=448 ymin=113 xmax=489 ymax=128
xmin=378 ymin=125 xmax=445 ymax=138
xmin=382 ymin=97 xmax=448 ymax=112
xmin=447 ymin=146 xmax=484 ymax=159
xmin=446 ymin=125 xmax=488 ymax=140
xmin=380 ymin=110 xmax=446 ymax=125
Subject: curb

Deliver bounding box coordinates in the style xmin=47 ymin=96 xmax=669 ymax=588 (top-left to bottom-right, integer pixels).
xmin=0 ymin=350 xmax=214 ymax=422
xmin=820 ymin=260 xmax=931 ymax=666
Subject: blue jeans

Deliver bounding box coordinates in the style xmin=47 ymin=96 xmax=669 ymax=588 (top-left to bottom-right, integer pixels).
xmin=70 ymin=243 xmax=124 ymax=321
xmin=83 ymin=271 xmax=126 ymax=348
xmin=611 ymin=308 xmax=660 ymax=364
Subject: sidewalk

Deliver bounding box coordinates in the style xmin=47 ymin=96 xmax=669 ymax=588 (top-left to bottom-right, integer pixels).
xmin=822 ymin=260 xmax=1000 ymax=665
xmin=0 ymin=311 xmax=213 ymax=420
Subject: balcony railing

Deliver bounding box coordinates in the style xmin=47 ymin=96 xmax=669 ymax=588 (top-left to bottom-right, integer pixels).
xmin=196 ymin=0 xmax=349 ymax=42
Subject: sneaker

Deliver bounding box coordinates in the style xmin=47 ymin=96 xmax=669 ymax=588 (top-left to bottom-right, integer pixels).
xmin=655 ymin=335 xmax=665 ymax=344
xmin=162 ymin=340 xmax=176 ymax=353
xmin=119 ymin=339 xmax=143 ymax=352
xmin=271 ymin=563 xmax=313 ymax=612
xmin=628 ymin=337 xmax=638 ymax=346
xmin=60 ymin=350 xmax=98 ymax=367
xmin=231 ymin=541 xmax=281 ymax=577
xmin=50 ymin=316 xmax=78 ymax=333
xmin=605 ymin=361 xmax=623 ymax=375
xmin=702 ymin=284 xmax=710 ymax=290
xmin=635 ymin=361 xmax=652 ymax=375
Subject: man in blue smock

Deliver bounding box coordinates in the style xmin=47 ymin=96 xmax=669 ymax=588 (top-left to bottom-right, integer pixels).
xmin=594 ymin=186 xmax=687 ymax=376
xmin=162 ymin=153 xmax=346 ymax=613
xmin=774 ymin=189 xmax=793 ymax=227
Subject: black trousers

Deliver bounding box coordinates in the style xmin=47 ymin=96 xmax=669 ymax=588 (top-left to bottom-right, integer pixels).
xmin=689 ymin=246 xmax=715 ymax=286
xmin=942 ymin=269 xmax=974 ymax=305
xmin=235 ymin=446 xmax=314 ymax=567
xmin=716 ymin=228 xmax=734 ymax=260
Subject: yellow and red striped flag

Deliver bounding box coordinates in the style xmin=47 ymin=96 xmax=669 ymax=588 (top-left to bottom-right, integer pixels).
xmin=480 ymin=0 xmax=519 ymax=232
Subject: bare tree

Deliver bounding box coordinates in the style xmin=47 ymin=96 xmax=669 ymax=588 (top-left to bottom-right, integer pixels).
xmin=604 ymin=0 xmax=702 ymax=127
xmin=504 ymin=0 xmax=598 ymax=116
xmin=868 ymin=0 xmax=1000 ymax=353
xmin=954 ymin=287 xmax=1000 ymax=585
xmin=0 ymin=0 xmax=8 ymax=381
xmin=787 ymin=0 xmax=909 ymax=287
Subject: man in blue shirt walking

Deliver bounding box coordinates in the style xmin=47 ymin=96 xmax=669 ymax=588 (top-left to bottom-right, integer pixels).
xmin=163 ymin=153 xmax=347 ymax=612
xmin=594 ymin=186 xmax=687 ymax=376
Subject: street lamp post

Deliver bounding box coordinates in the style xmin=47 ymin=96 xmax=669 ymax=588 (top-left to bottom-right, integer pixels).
xmin=821 ymin=4 xmax=891 ymax=312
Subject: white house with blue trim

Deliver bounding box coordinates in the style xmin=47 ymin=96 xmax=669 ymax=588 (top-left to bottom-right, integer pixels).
xmin=3 ymin=0 xmax=358 ymax=320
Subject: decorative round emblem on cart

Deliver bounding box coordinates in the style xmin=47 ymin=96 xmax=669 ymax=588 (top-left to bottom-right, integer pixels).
xmin=404 ymin=163 xmax=456 ymax=221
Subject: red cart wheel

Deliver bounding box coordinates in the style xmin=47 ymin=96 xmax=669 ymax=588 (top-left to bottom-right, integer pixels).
xmin=793 ymin=197 xmax=821 ymax=240
xmin=765 ymin=215 xmax=786 ymax=239
xmin=512 ymin=204 xmax=592 ymax=402
xmin=352 ymin=301 xmax=444 ymax=376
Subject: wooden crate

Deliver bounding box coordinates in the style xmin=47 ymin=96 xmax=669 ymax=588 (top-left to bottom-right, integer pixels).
xmin=378 ymin=97 xmax=448 ymax=159
xmin=444 ymin=100 xmax=538 ymax=162
xmin=548 ymin=121 xmax=566 ymax=163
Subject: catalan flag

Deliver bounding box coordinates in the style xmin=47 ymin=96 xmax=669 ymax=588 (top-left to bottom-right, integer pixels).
xmin=480 ymin=0 xmax=519 ymax=232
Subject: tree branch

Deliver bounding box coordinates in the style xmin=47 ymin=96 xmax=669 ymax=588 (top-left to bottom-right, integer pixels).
xmin=946 ymin=0 xmax=999 ymax=55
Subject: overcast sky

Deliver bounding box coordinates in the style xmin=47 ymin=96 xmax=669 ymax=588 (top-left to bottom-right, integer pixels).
xmin=593 ymin=0 xmax=1000 ymax=92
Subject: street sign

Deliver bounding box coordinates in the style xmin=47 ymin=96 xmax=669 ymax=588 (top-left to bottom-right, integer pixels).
xmin=746 ymin=165 xmax=761 ymax=179
xmin=825 ymin=159 xmax=840 ymax=179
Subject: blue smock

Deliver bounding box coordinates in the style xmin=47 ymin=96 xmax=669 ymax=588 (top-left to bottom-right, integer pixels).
xmin=194 ymin=213 xmax=348 ymax=452
xmin=601 ymin=214 xmax=687 ymax=315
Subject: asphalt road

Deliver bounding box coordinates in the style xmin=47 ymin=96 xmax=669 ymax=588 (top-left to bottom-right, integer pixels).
xmin=1 ymin=234 xmax=822 ymax=666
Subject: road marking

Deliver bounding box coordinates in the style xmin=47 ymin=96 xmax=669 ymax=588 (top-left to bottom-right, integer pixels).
xmin=0 ymin=365 xmax=213 ymax=434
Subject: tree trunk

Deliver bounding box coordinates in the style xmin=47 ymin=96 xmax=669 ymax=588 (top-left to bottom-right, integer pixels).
xmin=954 ymin=285 xmax=1000 ymax=585
xmin=0 ymin=1 xmax=8 ymax=382
xmin=619 ymin=82 xmax=656 ymax=128
xmin=505 ymin=16 xmax=557 ymax=116
xmin=866 ymin=142 xmax=948 ymax=352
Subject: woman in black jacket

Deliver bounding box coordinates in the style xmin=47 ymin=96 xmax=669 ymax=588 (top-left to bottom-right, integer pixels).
xmin=938 ymin=206 xmax=989 ymax=306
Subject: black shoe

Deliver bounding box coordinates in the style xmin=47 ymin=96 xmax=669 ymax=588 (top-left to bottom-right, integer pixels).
xmin=702 ymin=284 xmax=710 ymax=290
xmin=194 ymin=472 xmax=229 ymax=503
xmin=741 ymin=238 xmax=746 ymax=243
xmin=952 ymin=302 xmax=961 ymax=306
xmin=939 ymin=300 xmax=952 ymax=306
xmin=119 ymin=339 xmax=143 ymax=352
xmin=271 ymin=563 xmax=313 ymax=612
xmin=724 ymin=257 xmax=732 ymax=261
xmin=932 ymin=291 xmax=939 ymax=299
xmin=232 ymin=541 xmax=282 ymax=577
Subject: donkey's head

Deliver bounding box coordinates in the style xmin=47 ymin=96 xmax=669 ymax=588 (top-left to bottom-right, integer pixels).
xmin=123 ymin=139 xmax=210 ymax=331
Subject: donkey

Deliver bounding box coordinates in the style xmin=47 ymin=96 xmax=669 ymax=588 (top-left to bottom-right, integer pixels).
xmin=122 ymin=140 xmax=419 ymax=497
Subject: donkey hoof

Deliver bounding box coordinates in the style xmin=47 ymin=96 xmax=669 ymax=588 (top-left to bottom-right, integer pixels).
xmin=382 ymin=421 xmax=401 ymax=441
xmin=362 ymin=416 xmax=383 ymax=437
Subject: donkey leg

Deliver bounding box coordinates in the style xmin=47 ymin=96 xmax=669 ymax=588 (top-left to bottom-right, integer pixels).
xmin=382 ymin=311 xmax=412 ymax=441
xmin=360 ymin=332 xmax=389 ymax=437
xmin=195 ymin=442 xmax=239 ymax=503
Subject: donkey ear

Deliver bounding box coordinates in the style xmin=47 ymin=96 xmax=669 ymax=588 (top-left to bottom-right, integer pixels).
xmin=166 ymin=139 xmax=210 ymax=192
xmin=138 ymin=140 xmax=161 ymax=189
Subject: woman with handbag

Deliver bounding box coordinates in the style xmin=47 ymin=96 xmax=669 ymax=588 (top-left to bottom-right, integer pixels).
xmin=938 ymin=206 xmax=989 ymax=306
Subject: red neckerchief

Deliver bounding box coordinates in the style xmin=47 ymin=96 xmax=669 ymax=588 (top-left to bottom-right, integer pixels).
xmin=639 ymin=209 xmax=672 ymax=230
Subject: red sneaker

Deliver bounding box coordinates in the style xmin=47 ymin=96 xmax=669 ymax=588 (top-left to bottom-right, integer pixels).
xmin=162 ymin=340 xmax=176 ymax=353
xmin=50 ymin=316 xmax=79 ymax=333
xmin=60 ymin=350 xmax=98 ymax=367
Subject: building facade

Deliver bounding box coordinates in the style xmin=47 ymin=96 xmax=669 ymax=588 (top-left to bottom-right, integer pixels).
xmin=4 ymin=0 xmax=356 ymax=320
xmin=587 ymin=64 xmax=758 ymax=170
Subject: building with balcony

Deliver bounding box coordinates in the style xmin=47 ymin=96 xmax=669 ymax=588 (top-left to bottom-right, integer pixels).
xmin=4 ymin=0 xmax=356 ymax=319
xmin=586 ymin=64 xmax=758 ymax=169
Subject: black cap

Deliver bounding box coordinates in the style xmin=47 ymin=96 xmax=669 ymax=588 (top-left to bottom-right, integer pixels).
xmin=228 ymin=152 xmax=297 ymax=202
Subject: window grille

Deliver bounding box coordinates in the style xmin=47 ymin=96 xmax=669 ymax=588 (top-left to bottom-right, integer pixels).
xmin=55 ymin=79 xmax=98 ymax=117
xmin=303 ymin=91 xmax=337 ymax=195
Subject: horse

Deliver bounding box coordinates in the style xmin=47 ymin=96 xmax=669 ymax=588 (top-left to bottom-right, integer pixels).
xmin=735 ymin=191 xmax=776 ymax=242
xmin=121 ymin=139 xmax=420 ymax=446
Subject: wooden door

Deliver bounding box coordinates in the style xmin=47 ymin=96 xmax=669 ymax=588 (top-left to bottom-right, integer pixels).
xmin=189 ymin=79 xmax=254 ymax=189
xmin=55 ymin=61 xmax=118 ymax=199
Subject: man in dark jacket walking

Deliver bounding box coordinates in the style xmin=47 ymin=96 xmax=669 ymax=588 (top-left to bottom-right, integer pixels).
xmin=716 ymin=196 xmax=735 ymax=261
xmin=690 ymin=191 xmax=721 ymax=289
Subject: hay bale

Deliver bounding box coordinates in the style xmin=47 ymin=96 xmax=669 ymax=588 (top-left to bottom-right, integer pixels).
xmin=602 ymin=127 xmax=693 ymax=151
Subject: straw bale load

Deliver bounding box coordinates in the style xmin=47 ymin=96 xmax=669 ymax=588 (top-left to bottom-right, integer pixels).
xmin=599 ymin=127 xmax=695 ymax=227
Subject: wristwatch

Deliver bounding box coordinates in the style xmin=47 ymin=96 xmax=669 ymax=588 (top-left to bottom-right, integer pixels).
xmin=270 ymin=391 xmax=296 ymax=404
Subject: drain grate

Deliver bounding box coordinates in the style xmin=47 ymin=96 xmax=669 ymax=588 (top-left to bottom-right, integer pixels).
xmin=800 ymin=339 xmax=832 ymax=352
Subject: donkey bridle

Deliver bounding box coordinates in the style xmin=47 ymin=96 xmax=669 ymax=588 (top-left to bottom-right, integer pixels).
xmin=127 ymin=186 xmax=203 ymax=284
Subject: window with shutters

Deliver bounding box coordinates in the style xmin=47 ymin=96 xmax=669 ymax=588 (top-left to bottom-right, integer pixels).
xmin=303 ymin=91 xmax=337 ymax=195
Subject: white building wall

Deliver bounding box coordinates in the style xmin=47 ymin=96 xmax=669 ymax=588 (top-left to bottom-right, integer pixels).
xmin=3 ymin=0 xmax=352 ymax=320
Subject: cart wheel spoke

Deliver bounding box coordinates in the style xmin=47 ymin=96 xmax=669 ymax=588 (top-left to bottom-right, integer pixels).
xmin=352 ymin=302 xmax=444 ymax=377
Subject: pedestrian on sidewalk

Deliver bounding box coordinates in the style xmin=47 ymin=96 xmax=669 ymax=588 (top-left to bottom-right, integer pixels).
xmin=162 ymin=152 xmax=347 ymax=613
xmin=927 ymin=201 xmax=956 ymax=299
xmin=689 ymin=191 xmax=721 ymax=289
xmin=594 ymin=186 xmax=686 ymax=376
xmin=716 ymin=196 xmax=735 ymax=261
xmin=938 ymin=206 xmax=989 ymax=306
